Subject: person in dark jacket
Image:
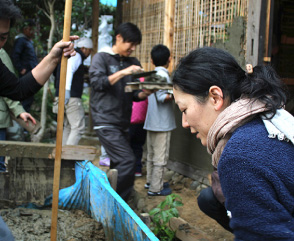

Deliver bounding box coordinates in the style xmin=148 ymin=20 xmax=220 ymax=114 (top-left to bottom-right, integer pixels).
xmin=54 ymin=38 xmax=93 ymax=145
xmin=172 ymin=47 xmax=294 ymax=240
xmin=0 ymin=1 xmax=77 ymax=240
xmin=89 ymin=22 xmax=151 ymax=201
xmin=0 ymin=0 xmax=77 ymax=100
xmin=12 ymin=19 xmax=39 ymax=112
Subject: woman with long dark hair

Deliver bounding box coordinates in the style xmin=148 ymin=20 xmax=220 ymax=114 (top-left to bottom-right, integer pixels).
xmin=173 ymin=47 xmax=294 ymax=240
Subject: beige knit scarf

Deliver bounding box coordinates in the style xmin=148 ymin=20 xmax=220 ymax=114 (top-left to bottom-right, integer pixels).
xmin=207 ymin=98 xmax=267 ymax=168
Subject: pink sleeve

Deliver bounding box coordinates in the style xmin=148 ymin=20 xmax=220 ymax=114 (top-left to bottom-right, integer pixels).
xmin=130 ymin=77 xmax=148 ymax=124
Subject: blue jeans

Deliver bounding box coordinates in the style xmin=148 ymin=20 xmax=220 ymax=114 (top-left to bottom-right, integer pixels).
xmin=0 ymin=128 xmax=6 ymax=171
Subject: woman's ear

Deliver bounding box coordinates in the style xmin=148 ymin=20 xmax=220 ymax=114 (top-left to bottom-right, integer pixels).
xmin=208 ymin=86 xmax=224 ymax=111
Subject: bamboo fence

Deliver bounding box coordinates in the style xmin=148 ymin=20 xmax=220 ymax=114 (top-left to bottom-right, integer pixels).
xmin=122 ymin=0 xmax=248 ymax=71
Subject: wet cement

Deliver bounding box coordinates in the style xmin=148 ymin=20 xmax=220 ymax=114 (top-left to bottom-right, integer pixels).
xmin=1 ymin=208 xmax=105 ymax=241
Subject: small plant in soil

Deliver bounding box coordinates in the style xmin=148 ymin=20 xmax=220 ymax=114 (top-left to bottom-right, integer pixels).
xmin=149 ymin=194 xmax=183 ymax=241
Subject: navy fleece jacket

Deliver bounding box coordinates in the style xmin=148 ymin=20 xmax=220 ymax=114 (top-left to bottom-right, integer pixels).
xmin=218 ymin=118 xmax=294 ymax=240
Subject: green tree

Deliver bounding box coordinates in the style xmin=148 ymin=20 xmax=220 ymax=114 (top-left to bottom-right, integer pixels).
xmin=13 ymin=0 xmax=116 ymax=142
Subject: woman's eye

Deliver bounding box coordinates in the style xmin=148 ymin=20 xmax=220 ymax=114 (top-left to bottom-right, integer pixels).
xmin=182 ymin=109 xmax=186 ymax=114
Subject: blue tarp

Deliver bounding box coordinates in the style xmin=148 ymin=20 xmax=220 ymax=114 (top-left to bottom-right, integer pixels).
xmin=45 ymin=161 xmax=159 ymax=241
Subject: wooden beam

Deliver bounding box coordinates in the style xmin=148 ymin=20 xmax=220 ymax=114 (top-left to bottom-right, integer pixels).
xmin=164 ymin=0 xmax=175 ymax=72
xmin=0 ymin=141 xmax=97 ymax=161
xmin=125 ymin=83 xmax=172 ymax=92
xmin=115 ymin=0 xmax=123 ymax=29
xmin=246 ymin=0 xmax=262 ymax=66
xmin=88 ymin=0 xmax=100 ymax=133
xmin=91 ymin=0 xmax=99 ymax=55
xmin=106 ymin=169 xmax=118 ymax=191
xmin=169 ymin=217 xmax=213 ymax=241
xmin=264 ymin=0 xmax=274 ymax=64
xmin=166 ymin=160 xmax=211 ymax=185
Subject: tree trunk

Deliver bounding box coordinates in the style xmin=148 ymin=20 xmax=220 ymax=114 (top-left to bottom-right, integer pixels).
xmin=115 ymin=0 xmax=123 ymax=29
xmin=31 ymin=0 xmax=56 ymax=142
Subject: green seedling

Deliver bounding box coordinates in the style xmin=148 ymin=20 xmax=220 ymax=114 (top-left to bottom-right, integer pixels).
xmin=149 ymin=194 xmax=183 ymax=241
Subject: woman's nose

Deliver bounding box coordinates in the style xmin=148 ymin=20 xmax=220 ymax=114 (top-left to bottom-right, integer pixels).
xmin=182 ymin=114 xmax=190 ymax=128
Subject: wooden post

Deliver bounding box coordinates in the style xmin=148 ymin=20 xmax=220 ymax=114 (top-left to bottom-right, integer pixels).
xmin=50 ymin=0 xmax=72 ymax=240
xmin=264 ymin=0 xmax=274 ymax=64
xmin=88 ymin=0 xmax=100 ymax=133
xmin=246 ymin=0 xmax=262 ymax=67
xmin=115 ymin=0 xmax=123 ymax=29
xmin=164 ymin=0 xmax=175 ymax=72
xmin=92 ymin=0 xmax=99 ymax=56
xmin=169 ymin=217 xmax=213 ymax=241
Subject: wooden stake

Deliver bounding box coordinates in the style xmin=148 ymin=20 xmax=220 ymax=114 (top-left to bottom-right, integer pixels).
xmin=50 ymin=0 xmax=72 ymax=240
xmin=164 ymin=0 xmax=175 ymax=72
xmin=264 ymin=0 xmax=272 ymax=62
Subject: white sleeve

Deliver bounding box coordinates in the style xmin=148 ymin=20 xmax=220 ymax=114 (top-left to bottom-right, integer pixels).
xmin=65 ymin=52 xmax=82 ymax=91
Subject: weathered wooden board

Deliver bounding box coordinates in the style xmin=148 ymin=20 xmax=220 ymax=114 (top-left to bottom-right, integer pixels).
xmin=125 ymin=82 xmax=173 ymax=92
xmin=0 ymin=141 xmax=97 ymax=161
xmin=0 ymin=157 xmax=75 ymax=205
xmin=169 ymin=217 xmax=213 ymax=241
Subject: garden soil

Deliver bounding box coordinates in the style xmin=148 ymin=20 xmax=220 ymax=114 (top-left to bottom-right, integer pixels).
xmin=133 ymin=176 xmax=234 ymax=241
xmin=0 ymin=208 xmax=105 ymax=241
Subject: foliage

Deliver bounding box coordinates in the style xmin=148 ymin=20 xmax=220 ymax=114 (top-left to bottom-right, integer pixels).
xmin=14 ymin=0 xmax=116 ymax=51
xmin=149 ymin=194 xmax=183 ymax=241
xmin=30 ymin=81 xmax=56 ymax=125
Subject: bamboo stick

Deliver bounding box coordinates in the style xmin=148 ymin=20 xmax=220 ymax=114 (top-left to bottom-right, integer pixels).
xmin=209 ymin=0 xmax=212 ymax=45
xmin=200 ymin=0 xmax=203 ymax=47
xmin=213 ymin=0 xmax=216 ymax=43
xmin=264 ymin=0 xmax=272 ymax=61
xmin=50 ymin=0 xmax=72 ymax=240
xmin=195 ymin=0 xmax=199 ymax=47
xmin=164 ymin=0 xmax=175 ymax=71
xmin=224 ymin=0 xmax=227 ymax=41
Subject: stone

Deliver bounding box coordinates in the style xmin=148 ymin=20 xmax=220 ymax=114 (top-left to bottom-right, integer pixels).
xmin=183 ymin=178 xmax=193 ymax=188
xmin=173 ymin=183 xmax=184 ymax=191
xmin=190 ymin=180 xmax=200 ymax=190
xmin=137 ymin=198 xmax=146 ymax=211
xmin=195 ymin=185 xmax=202 ymax=195
xmin=164 ymin=170 xmax=175 ymax=181
xmin=172 ymin=173 xmax=184 ymax=184
xmin=202 ymin=178 xmax=210 ymax=186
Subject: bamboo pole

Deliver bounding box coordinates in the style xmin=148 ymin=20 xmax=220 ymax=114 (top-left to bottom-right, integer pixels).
xmin=224 ymin=0 xmax=227 ymax=41
xmin=164 ymin=0 xmax=175 ymax=72
xmin=88 ymin=0 xmax=99 ymax=133
xmin=264 ymin=0 xmax=272 ymax=63
xmin=200 ymin=0 xmax=203 ymax=47
xmin=92 ymin=0 xmax=99 ymax=59
xmin=196 ymin=0 xmax=199 ymax=47
xmin=50 ymin=0 xmax=72 ymax=240
xmin=209 ymin=0 xmax=212 ymax=45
